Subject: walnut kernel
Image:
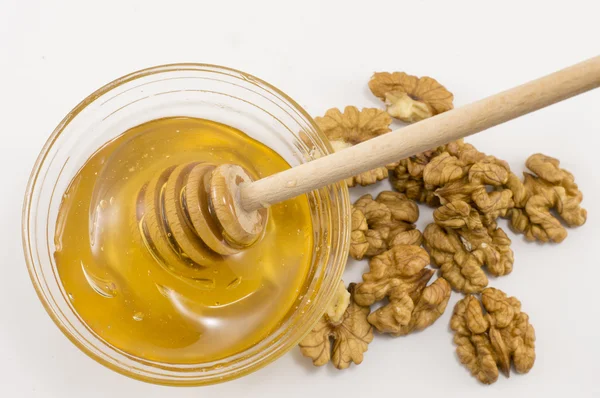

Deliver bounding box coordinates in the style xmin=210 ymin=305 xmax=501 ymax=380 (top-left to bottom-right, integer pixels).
xmin=350 ymin=192 xmax=421 ymax=259
xmin=368 ymin=72 xmax=454 ymax=123
xmin=423 ymin=201 xmax=514 ymax=293
xmin=299 ymin=282 xmax=374 ymax=369
xmin=505 ymin=153 xmax=587 ymax=242
xmin=354 ymin=245 xmax=451 ymax=336
xmin=315 ymin=106 xmax=392 ymax=187
xmin=451 ymin=288 xmax=535 ymax=384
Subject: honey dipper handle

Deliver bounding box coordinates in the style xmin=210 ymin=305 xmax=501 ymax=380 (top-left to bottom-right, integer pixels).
xmin=240 ymin=55 xmax=600 ymax=211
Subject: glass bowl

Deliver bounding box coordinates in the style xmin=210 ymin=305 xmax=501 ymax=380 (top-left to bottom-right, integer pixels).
xmin=22 ymin=64 xmax=351 ymax=386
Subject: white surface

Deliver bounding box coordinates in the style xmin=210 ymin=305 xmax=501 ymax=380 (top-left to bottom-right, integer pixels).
xmin=1 ymin=0 xmax=599 ymax=396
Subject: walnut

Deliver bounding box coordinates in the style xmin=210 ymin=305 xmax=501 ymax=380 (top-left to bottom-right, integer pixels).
xmin=353 ymin=168 xmax=388 ymax=187
xmin=451 ymin=297 xmax=497 ymax=384
xmin=368 ymin=72 xmax=454 ymax=123
xmin=389 ymin=147 xmax=447 ymax=206
xmin=315 ymin=106 xmax=392 ymax=187
xmin=526 ymin=153 xmax=580 ymax=195
xmin=504 ymin=153 xmax=587 ymax=242
xmin=390 ymin=167 xmax=438 ymax=206
xmin=434 ymin=155 xmax=514 ymax=226
xmin=422 ymin=152 xmax=468 ymax=187
xmin=423 ymin=223 xmax=488 ymax=294
xmin=350 ymin=192 xmax=421 ymax=259
xmin=423 ymin=201 xmax=514 ymax=293
xmin=451 ymin=288 xmax=535 ymax=384
xmin=435 ymin=201 xmax=514 ymax=277
xmin=445 ymin=139 xmax=488 ymax=165
xmin=354 ymin=245 xmax=451 ymax=336
xmin=389 ymin=141 xmax=493 ymax=209
xmin=350 ymin=208 xmax=369 ymax=260
xmin=468 ymin=160 xmax=515 ymax=224
xmin=299 ymin=282 xmax=373 ymax=369
xmin=315 ymin=106 xmax=392 ymax=144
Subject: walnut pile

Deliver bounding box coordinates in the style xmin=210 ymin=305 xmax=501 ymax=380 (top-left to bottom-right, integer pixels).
xmin=504 ymin=153 xmax=587 ymax=243
xmin=391 ymin=140 xmax=516 ymax=228
xmin=354 ymin=245 xmax=451 ymax=336
xmin=300 ymin=70 xmax=586 ymax=384
xmin=451 ymin=288 xmax=535 ymax=384
xmin=314 ymin=106 xmax=392 ymax=187
xmin=299 ymin=281 xmax=373 ymax=369
xmin=390 ymin=140 xmax=586 ymax=242
xmin=350 ymin=191 xmax=421 ymax=260
xmin=423 ymin=200 xmax=514 ymax=293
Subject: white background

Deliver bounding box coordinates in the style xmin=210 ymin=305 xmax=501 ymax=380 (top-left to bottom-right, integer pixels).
xmin=1 ymin=0 xmax=599 ymax=396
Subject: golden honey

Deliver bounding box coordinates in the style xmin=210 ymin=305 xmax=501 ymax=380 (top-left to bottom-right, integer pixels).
xmin=54 ymin=117 xmax=313 ymax=363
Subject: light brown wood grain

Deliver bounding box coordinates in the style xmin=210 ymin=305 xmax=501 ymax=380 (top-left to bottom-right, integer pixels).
xmin=240 ymin=56 xmax=600 ymax=211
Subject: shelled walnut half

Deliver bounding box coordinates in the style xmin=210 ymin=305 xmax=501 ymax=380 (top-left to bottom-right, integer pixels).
xmin=428 ymin=144 xmax=514 ymax=227
xmin=388 ymin=146 xmax=447 ymax=206
xmin=314 ymin=106 xmax=392 ymax=187
xmin=368 ymin=72 xmax=454 ymax=123
xmin=504 ymin=153 xmax=587 ymax=243
xmin=350 ymin=191 xmax=421 ymax=260
xmin=354 ymin=245 xmax=451 ymax=336
xmin=299 ymin=281 xmax=373 ymax=369
xmin=423 ymin=200 xmax=514 ymax=293
xmin=451 ymin=288 xmax=535 ymax=384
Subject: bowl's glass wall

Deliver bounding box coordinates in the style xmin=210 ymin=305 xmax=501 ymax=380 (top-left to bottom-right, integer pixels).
xmin=23 ymin=64 xmax=350 ymax=385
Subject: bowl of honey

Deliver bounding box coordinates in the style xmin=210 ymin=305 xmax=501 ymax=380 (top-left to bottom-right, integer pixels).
xmin=22 ymin=64 xmax=351 ymax=385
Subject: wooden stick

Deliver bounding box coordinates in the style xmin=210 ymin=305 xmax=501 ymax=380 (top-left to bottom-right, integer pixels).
xmin=240 ymin=56 xmax=600 ymax=211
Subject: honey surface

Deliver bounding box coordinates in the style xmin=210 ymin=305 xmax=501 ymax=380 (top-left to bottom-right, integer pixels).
xmin=55 ymin=117 xmax=313 ymax=363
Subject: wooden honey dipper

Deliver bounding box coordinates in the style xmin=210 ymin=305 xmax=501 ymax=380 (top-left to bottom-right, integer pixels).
xmin=143 ymin=56 xmax=600 ymax=259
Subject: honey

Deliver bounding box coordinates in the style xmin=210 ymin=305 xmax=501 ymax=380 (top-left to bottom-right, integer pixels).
xmin=54 ymin=117 xmax=313 ymax=363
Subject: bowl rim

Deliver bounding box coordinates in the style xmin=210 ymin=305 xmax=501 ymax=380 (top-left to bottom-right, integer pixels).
xmin=22 ymin=63 xmax=351 ymax=386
